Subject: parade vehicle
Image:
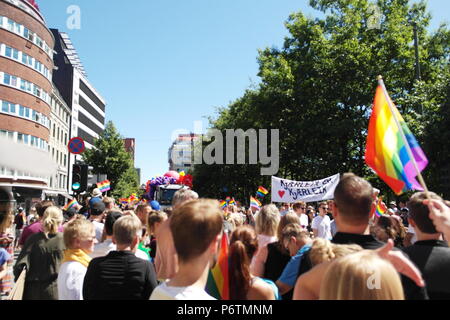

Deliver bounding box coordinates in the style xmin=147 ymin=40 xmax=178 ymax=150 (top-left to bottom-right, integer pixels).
xmin=154 ymin=184 xmax=190 ymax=210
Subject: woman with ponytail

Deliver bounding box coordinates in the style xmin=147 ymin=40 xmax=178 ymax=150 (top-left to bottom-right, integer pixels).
xmin=14 ymin=206 xmax=65 ymax=300
xmin=229 ymin=226 xmax=279 ymax=300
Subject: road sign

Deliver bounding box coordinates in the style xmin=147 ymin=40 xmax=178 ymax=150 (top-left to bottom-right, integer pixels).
xmin=68 ymin=137 xmax=85 ymax=155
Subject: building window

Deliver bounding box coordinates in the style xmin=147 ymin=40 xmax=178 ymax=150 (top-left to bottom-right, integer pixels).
xmin=2 ymin=101 xmax=8 ymax=112
xmin=19 ymin=105 xmax=25 ymax=117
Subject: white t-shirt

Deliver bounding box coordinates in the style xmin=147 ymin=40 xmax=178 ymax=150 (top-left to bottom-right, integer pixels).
xmin=408 ymin=225 xmax=417 ymax=244
xmin=57 ymin=261 xmax=87 ymax=300
xmin=150 ymin=281 xmax=216 ymax=300
xmin=92 ymin=221 xmax=104 ymax=242
xmin=299 ymin=214 xmax=309 ymax=229
xmin=90 ymin=239 xmax=116 ymax=259
xmin=312 ymin=215 xmax=332 ymax=239
xmin=90 ymin=239 xmax=150 ymax=261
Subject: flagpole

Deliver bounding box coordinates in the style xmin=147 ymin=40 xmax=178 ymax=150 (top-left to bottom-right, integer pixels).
xmin=377 ymin=75 xmax=430 ymax=199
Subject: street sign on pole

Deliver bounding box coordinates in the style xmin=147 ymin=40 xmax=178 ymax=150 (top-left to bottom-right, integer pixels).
xmin=68 ymin=137 xmax=85 ymax=155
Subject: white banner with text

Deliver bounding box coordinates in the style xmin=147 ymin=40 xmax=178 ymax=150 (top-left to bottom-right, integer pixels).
xmin=271 ymin=174 xmax=340 ymax=203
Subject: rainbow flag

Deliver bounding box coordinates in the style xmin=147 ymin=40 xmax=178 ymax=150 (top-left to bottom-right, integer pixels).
xmin=206 ymin=232 xmax=229 ymax=300
xmin=365 ymin=83 xmax=428 ymax=195
xmin=63 ymin=198 xmax=79 ymax=211
xmin=250 ymin=196 xmax=261 ymax=210
xmin=256 ymin=186 xmax=269 ymax=197
xmin=97 ymin=180 xmax=111 ymax=192
xmin=120 ymin=198 xmax=130 ymax=205
xmin=219 ymin=200 xmax=227 ymax=209
xmin=229 ymin=198 xmax=236 ymax=206
xmin=375 ymin=198 xmax=387 ymax=217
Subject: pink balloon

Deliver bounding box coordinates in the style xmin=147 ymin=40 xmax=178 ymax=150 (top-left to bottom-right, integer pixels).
xmin=164 ymin=171 xmax=180 ymax=180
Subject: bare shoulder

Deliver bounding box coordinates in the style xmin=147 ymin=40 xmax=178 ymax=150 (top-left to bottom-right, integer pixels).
xmin=247 ymin=278 xmax=275 ymax=300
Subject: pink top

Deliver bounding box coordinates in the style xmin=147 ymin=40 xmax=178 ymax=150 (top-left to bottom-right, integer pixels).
xmin=19 ymin=221 xmax=64 ymax=246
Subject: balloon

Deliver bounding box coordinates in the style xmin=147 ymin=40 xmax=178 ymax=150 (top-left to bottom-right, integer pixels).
xmin=164 ymin=171 xmax=180 ymax=180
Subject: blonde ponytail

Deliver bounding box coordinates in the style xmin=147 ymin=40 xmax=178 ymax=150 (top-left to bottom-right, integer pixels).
xmin=42 ymin=206 xmax=63 ymax=234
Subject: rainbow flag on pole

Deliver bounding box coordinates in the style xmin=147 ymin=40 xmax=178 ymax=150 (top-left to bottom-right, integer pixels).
xmin=206 ymin=232 xmax=229 ymax=300
xmin=97 ymin=180 xmax=111 ymax=192
xmin=256 ymin=186 xmax=269 ymax=197
xmin=63 ymin=198 xmax=79 ymax=211
xmin=250 ymin=196 xmax=262 ymax=210
xmin=365 ymin=81 xmax=428 ymax=195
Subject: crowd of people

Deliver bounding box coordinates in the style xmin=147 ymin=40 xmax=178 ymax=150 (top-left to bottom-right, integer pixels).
xmin=1 ymin=172 xmax=450 ymax=300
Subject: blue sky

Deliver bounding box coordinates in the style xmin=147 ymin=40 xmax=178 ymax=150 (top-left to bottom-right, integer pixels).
xmin=37 ymin=0 xmax=449 ymax=183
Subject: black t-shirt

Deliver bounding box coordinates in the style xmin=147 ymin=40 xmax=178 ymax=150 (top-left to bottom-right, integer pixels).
xmin=332 ymin=232 xmax=428 ymax=300
xmin=332 ymin=232 xmax=385 ymax=249
xmin=265 ymin=242 xmax=293 ymax=300
xmin=83 ymin=251 xmax=158 ymax=300
xmin=402 ymin=240 xmax=450 ymax=300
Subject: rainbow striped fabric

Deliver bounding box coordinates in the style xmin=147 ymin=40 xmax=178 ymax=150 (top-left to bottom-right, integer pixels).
xmin=250 ymin=196 xmax=262 ymax=210
xmin=97 ymin=180 xmax=111 ymax=192
xmin=219 ymin=200 xmax=227 ymax=209
xmin=256 ymin=186 xmax=269 ymax=197
xmin=205 ymin=232 xmax=229 ymax=300
xmin=229 ymin=198 xmax=236 ymax=206
xmin=375 ymin=198 xmax=387 ymax=217
xmin=63 ymin=198 xmax=79 ymax=211
xmin=365 ymin=84 xmax=428 ymax=195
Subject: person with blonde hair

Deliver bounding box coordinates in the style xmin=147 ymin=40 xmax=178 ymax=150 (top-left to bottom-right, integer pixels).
xmin=0 ymin=211 xmax=14 ymax=298
xmin=57 ymin=219 xmax=96 ymax=300
xmin=294 ymin=239 xmax=425 ymax=300
xmin=251 ymin=212 xmax=300 ymax=300
xmin=253 ymin=205 xmax=280 ymax=264
xmin=320 ymin=250 xmax=404 ymax=300
xmin=14 ymin=206 xmax=65 ymax=300
xmin=83 ymin=215 xmax=158 ymax=300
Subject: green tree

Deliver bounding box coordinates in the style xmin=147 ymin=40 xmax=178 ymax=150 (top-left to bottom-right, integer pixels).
xmin=193 ymin=0 xmax=449 ymax=202
xmin=82 ymin=121 xmax=139 ymax=199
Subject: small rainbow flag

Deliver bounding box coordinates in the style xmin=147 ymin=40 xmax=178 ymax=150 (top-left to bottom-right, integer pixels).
xmin=219 ymin=200 xmax=227 ymax=209
xmin=206 ymin=232 xmax=229 ymax=300
xmin=229 ymin=198 xmax=236 ymax=206
xmin=63 ymin=198 xmax=79 ymax=211
xmin=256 ymin=186 xmax=269 ymax=197
xmin=375 ymin=198 xmax=388 ymax=217
xmin=250 ymin=196 xmax=262 ymax=210
xmin=120 ymin=198 xmax=130 ymax=205
xmin=365 ymin=81 xmax=428 ymax=195
xmin=97 ymin=180 xmax=111 ymax=192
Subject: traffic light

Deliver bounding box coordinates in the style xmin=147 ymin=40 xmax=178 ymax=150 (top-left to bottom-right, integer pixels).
xmin=72 ymin=164 xmax=89 ymax=193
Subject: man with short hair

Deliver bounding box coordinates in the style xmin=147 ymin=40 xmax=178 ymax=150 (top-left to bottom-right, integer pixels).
xmin=292 ymin=202 xmax=309 ymax=229
xmin=154 ymin=189 xmax=199 ymax=280
xmin=331 ymin=173 xmax=427 ymax=299
xmin=311 ymin=202 xmax=332 ymax=240
xmin=150 ymin=199 xmax=223 ymax=300
xmin=276 ymin=224 xmax=312 ymax=296
xmin=90 ymin=211 xmax=123 ymax=259
xmin=89 ymin=201 xmax=106 ymax=242
xmin=83 ymin=215 xmax=158 ymax=300
xmin=402 ymin=192 xmax=450 ymax=299
xmin=18 ymin=200 xmax=57 ymax=246
xmin=102 ymin=197 xmax=115 ymax=211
